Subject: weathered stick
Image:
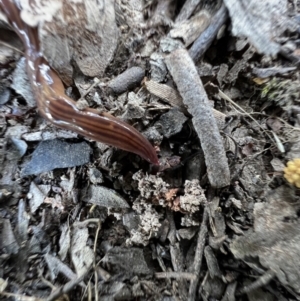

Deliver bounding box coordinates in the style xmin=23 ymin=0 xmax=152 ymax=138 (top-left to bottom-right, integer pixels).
xmin=188 ymin=207 xmax=208 ymax=301
xmin=189 ymin=4 xmax=228 ymax=62
xmin=165 ymin=49 xmax=230 ymax=188
xmin=175 ymin=0 xmax=203 ymax=23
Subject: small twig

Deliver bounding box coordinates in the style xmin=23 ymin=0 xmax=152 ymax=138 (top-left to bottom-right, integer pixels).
xmin=73 ymin=218 xmax=101 ymax=228
xmin=230 ymin=112 xmax=300 ymax=132
xmin=188 ymin=207 xmax=209 ymax=301
xmin=81 ymin=274 xmax=94 ymax=301
xmin=237 ymin=269 xmax=275 ymax=295
xmin=93 ymin=221 xmax=101 ymax=254
xmin=40 ymin=276 xmax=56 ymax=290
xmin=87 ymin=282 xmax=92 ymax=301
xmin=94 ymin=269 xmax=98 ymax=301
xmin=175 ymin=0 xmax=202 ymax=23
xmin=189 ymin=4 xmax=228 ymax=62
xmin=95 ymin=266 xmax=111 ymax=281
xmin=147 ymin=106 xmax=171 ymax=111
xmin=45 ymin=267 xmax=92 ymax=301
xmin=0 ymin=40 xmax=24 ymax=54
xmin=155 ymin=272 xmax=197 ymax=281
xmin=78 ymin=78 xmax=100 ymax=101
xmin=198 ymin=271 xmax=209 ymax=297
xmin=93 ymin=220 xmax=101 ymax=301
xmin=231 ymin=147 xmax=271 ymax=181
xmin=279 ymin=47 xmax=300 ymax=65
xmin=219 ymin=89 xmax=274 ymax=142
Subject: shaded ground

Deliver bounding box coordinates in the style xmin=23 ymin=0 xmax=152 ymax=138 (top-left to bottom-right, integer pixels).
xmin=1 ymin=0 xmax=300 ymax=300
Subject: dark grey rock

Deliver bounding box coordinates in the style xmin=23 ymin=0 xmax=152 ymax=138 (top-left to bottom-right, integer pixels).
xmin=155 ymin=108 xmax=188 ymax=138
xmin=22 ymin=139 xmax=91 ymax=176
xmin=123 ymin=212 xmax=140 ymax=231
xmin=10 ymin=138 xmax=27 ymax=158
xmin=102 ymin=247 xmax=152 ymax=276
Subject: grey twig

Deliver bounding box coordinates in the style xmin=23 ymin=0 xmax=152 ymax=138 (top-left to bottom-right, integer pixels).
xmin=237 ymin=269 xmax=275 ymax=295
xmin=165 ymin=48 xmax=230 ymax=188
xmin=188 ymin=207 xmax=208 ymax=301
xmin=189 ymin=4 xmax=228 ymax=62
xmin=155 ymin=272 xmax=197 ymax=281
xmin=45 ymin=267 xmax=91 ymax=301
xmin=175 ymin=0 xmax=203 ymax=23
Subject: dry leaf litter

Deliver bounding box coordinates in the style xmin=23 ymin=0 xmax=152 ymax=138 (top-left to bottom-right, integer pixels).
xmin=0 ymin=0 xmax=300 ymax=300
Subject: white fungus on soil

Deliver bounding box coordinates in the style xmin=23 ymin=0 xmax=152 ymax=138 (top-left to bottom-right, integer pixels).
xmin=128 ymin=172 xmax=207 ymax=245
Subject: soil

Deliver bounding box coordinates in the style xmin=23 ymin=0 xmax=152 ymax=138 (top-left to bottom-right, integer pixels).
xmin=0 ymin=0 xmax=300 ymax=300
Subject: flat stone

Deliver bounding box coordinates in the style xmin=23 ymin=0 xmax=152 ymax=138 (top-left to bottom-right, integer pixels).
xmin=22 ymin=139 xmax=91 ymax=176
xmin=84 ymin=185 xmax=129 ymax=209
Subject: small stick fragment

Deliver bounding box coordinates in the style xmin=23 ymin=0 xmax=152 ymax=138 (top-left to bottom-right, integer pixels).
xmin=165 ymin=49 xmax=230 ymax=188
xmin=107 ymin=66 xmax=145 ymax=95
xmin=189 ymin=4 xmax=228 ymax=62
xmin=175 ymin=0 xmax=202 ymax=23
xmin=155 ymin=272 xmax=196 ymax=280
xmin=78 ymin=78 xmax=100 ymax=101
xmin=237 ymin=269 xmax=275 ymax=295
xmin=45 ymin=267 xmax=91 ymax=301
xmin=252 ymin=66 xmax=297 ymax=78
xmin=188 ymin=207 xmax=208 ymax=301
xmin=145 ymin=80 xmax=226 ymax=128
xmin=171 ymin=11 xmax=210 ymax=47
